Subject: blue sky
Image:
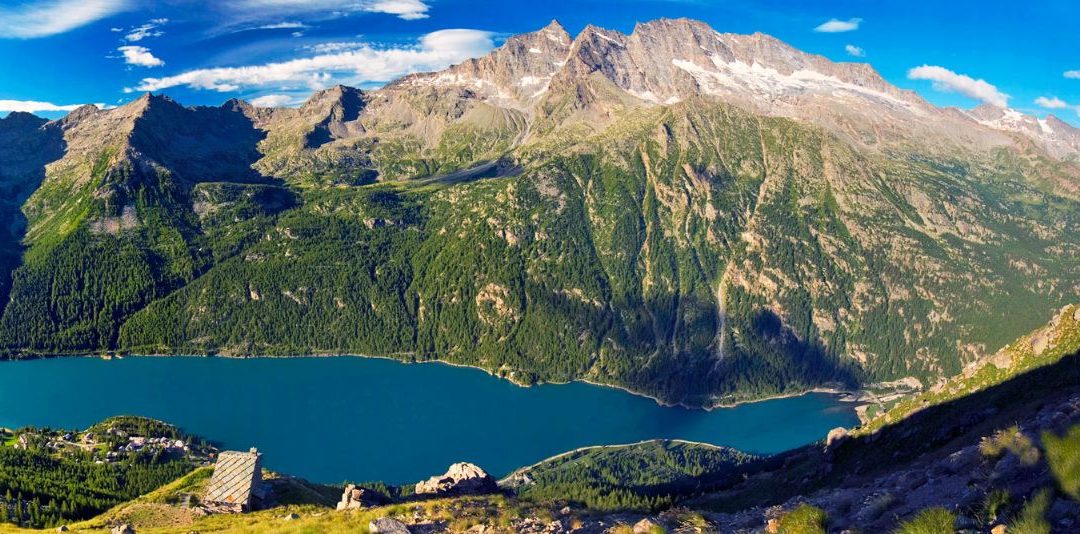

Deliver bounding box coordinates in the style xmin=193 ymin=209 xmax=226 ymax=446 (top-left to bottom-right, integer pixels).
xmin=1 ymin=0 xmax=1078 ymax=124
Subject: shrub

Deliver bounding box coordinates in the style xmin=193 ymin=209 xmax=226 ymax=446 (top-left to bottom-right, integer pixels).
xmin=894 ymin=507 xmax=955 ymax=534
xmin=1042 ymin=424 xmax=1080 ymax=501
xmin=979 ymin=426 xmax=1040 ymax=465
xmin=777 ymin=504 xmax=827 ymax=534
xmin=1009 ymin=489 xmax=1051 ymax=534
xmin=981 ymin=488 xmax=1010 ymax=524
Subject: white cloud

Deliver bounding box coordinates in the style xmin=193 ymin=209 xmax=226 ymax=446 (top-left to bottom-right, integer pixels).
xmin=845 ymin=44 xmax=865 ymax=57
xmin=1035 ymin=96 xmax=1068 ymax=109
xmin=124 ymin=19 xmax=167 ymax=42
xmin=1035 ymin=96 xmax=1080 ymax=115
xmin=0 ymin=0 xmax=132 ymax=39
xmin=907 ymin=65 xmax=1010 ymax=107
xmin=304 ymin=41 xmax=367 ymax=53
xmin=814 ymin=18 xmax=861 ymax=33
xmin=0 ymin=100 xmax=103 ymax=113
xmin=366 ymin=0 xmax=430 ymax=20
xmin=258 ymin=21 xmax=308 ymax=30
xmin=118 ymin=45 xmax=165 ymax=67
xmin=1065 ymin=70 xmax=1080 ymax=79
xmin=227 ymin=0 xmax=430 ymax=21
xmin=250 ymin=94 xmax=300 ymax=107
xmin=130 ymin=28 xmax=494 ymax=93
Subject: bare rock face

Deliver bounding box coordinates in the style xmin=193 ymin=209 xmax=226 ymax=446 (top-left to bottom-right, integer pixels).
xmin=110 ymin=524 xmax=135 ymax=534
xmin=414 ymin=462 xmax=497 ymax=496
xmin=826 ymin=427 xmax=849 ymax=449
xmin=336 ymin=483 xmax=376 ymax=510
xmin=967 ymin=103 xmax=1080 ymax=160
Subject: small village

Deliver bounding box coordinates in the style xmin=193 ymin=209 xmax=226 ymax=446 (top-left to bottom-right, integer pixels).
xmin=1 ymin=419 xmax=215 ymax=466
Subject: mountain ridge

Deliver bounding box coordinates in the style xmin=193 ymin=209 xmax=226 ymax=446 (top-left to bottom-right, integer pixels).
xmin=1 ymin=18 xmax=1078 ymax=407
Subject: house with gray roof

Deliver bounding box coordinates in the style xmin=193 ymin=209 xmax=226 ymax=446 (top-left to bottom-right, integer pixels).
xmin=204 ymin=448 xmax=264 ymax=513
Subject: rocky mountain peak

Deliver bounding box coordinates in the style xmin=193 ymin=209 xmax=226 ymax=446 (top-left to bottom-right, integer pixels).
xmin=965 ymin=103 xmax=1080 ymax=159
xmin=293 ymin=85 xmax=366 ymax=148
xmin=132 ymin=92 xmax=180 ymax=112
xmin=390 ymin=19 xmax=573 ymax=109
xmin=221 ymin=97 xmax=252 ymax=111
xmin=537 ymin=19 xmax=571 ymax=44
xmin=300 ymin=85 xmax=365 ymax=119
xmin=0 ymin=111 xmax=47 ymax=129
xmin=60 ymin=104 xmax=103 ymax=127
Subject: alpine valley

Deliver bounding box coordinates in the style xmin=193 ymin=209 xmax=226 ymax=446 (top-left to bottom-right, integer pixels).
xmin=2 ymin=18 xmax=1080 ymax=409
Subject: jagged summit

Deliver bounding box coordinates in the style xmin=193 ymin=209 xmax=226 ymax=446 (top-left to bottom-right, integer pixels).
xmin=381 ymin=17 xmax=1029 ymax=155
xmin=391 ymin=18 xmax=572 ymax=108
xmin=965 ymin=103 xmax=1080 ymax=159
xmin=16 ymin=18 xmax=1077 ymax=160
xmin=0 ymin=110 xmax=48 ymax=127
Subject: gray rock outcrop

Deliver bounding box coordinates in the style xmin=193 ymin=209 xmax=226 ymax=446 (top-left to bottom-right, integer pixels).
xmin=414 ymin=462 xmax=497 ymax=496
xmin=336 ymin=483 xmax=375 ymax=510
xmin=369 ymin=517 xmax=411 ymax=533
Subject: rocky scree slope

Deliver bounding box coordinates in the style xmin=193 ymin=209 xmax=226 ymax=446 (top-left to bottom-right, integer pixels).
xmin=0 ymin=19 xmax=1078 ymax=407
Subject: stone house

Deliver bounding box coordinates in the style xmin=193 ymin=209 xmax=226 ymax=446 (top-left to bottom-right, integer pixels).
xmin=204 ymin=448 xmax=264 ymax=513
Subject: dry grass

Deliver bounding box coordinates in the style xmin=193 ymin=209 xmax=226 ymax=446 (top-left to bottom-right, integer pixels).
xmin=979 ymin=426 xmax=1041 ymax=465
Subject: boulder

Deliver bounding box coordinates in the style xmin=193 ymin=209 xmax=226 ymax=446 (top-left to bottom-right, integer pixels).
xmin=633 ymin=518 xmax=665 ymax=533
xmin=765 ymin=517 xmax=780 ymax=534
xmin=336 ymin=484 xmax=376 ymax=510
xmin=414 ymin=462 xmax=497 ymax=496
xmin=111 ymin=525 xmax=135 ymax=534
xmin=989 ymin=350 xmax=1013 ymax=370
xmin=1031 ymin=331 xmax=1051 ymax=355
xmin=826 ymin=427 xmax=849 ymax=448
xmin=990 ymin=525 xmax=1007 ymax=534
xmin=369 ymin=517 xmax=411 ymax=534
xmin=56 ymin=526 xmax=69 ymax=533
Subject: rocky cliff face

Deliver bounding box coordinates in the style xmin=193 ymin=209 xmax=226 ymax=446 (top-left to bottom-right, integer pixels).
xmin=966 ymin=103 xmax=1080 ymax=160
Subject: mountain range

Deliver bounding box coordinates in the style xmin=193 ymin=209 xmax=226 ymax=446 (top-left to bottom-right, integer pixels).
xmin=1 ymin=18 xmax=1078 ymax=406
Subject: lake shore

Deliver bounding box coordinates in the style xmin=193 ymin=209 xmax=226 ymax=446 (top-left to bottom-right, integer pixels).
xmin=3 ymin=349 xmax=868 ymax=412
xmin=0 ymin=354 xmax=860 ymax=483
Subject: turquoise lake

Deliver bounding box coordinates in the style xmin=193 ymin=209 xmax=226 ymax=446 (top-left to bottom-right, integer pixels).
xmin=0 ymin=356 xmax=858 ymax=484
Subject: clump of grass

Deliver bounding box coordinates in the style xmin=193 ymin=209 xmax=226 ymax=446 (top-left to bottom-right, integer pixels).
xmin=862 ymin=492 xmax=898 ymax=522
xmin=1042 ymin=423 xmax=1080 ymax=501
xmin=979 ymin=426 xmax=1040 ymax=465
xmin=670 ymin=509 xmax=713 ymax=532
xmin=1009 ymin=489 xmax=1051 ymax=534
xmin=981 ymin=488 xmax=1010 ymax=524
xmin=893 ymin=507 xmax=956 ymax=534
xmin=776 ymin=503 xmax=827 ymax=534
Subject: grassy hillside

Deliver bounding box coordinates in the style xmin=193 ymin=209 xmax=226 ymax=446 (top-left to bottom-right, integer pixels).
xmin=857 ymin=304 xmax=1080 ymax=434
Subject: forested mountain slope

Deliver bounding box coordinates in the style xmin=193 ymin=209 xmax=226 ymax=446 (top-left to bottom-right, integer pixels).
xmin=1 ymin=18 xmax=1078 ymax=406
